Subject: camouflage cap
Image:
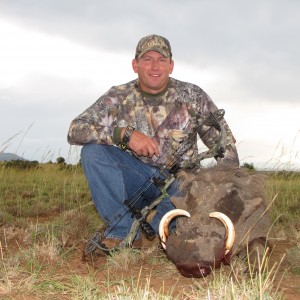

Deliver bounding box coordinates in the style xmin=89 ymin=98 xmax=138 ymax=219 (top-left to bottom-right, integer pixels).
xmin=135 ymin=34 xmax=172 ymax=59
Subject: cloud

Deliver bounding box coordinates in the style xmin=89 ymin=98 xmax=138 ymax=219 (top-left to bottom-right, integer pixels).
xmin=1 ymin=0 xmax=298 ymax=106
xmin=0 ymin=0 xmax=299 ymax=169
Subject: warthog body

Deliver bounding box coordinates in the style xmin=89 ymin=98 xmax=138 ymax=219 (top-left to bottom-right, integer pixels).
xmin=163 ymin=166 xmax=272 ymax=277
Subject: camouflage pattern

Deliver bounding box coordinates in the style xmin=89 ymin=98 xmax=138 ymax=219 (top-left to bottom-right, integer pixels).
xmin=135 ymin=34 xmax=172 ymax=59
xmin=68 ymin=77 xmax=239 ymax=168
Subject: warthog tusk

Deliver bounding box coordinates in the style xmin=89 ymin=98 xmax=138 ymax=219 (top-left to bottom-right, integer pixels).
xmin=159 ymin=209 xmax=190 ymax=250
xmin=209 ymin=212 xmax=235 ymax=255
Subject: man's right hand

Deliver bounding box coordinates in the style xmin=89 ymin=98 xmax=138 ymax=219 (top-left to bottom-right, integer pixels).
xmin=122 ymin=129 xmax=159 ymax=158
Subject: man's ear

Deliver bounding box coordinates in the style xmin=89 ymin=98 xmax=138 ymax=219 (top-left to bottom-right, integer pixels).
xmin=170 ymin=59 xmax=174 ymax=74
xmin=132 ymin=59 xmax=138 ymax=73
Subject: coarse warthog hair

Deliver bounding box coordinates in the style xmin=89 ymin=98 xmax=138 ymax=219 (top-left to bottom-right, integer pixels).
xmin=159 ymin=165 xmax=273 ymax=278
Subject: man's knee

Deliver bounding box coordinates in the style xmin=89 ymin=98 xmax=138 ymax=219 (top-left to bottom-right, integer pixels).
xmin=81 ymin=144 xmax=112 ymax=161
xmin=81 ymin=144 xmax=99 ymax=161
xmin=81 ymin=144 xmax=125 ymax=168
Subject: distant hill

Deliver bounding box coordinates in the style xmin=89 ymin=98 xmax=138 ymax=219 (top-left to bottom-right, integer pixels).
xmin=0 ymin=152 xmax=28 ymax=161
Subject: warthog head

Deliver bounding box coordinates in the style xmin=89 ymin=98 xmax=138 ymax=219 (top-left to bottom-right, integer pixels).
xmin=159 ymin=166 xmax=271 ymax=277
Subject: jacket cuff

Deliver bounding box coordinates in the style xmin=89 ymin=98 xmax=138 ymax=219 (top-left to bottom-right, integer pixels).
xmin=113 ymin=127 xmax=124 ymax=144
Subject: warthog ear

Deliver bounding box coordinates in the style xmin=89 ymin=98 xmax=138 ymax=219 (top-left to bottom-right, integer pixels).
xmin=178 ymin=171 xmax=196 ymax=191
xmin=170 ymin=196 xmax=188 ymax=210
xmin=243 ymin=197 xmax=264 ymax=218
xmin=190 ymin=180 xmax=210 ymax=199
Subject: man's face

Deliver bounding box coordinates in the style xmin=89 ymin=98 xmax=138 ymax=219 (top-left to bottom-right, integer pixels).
xmin=132 ymin=51 xmax=174 ymax=94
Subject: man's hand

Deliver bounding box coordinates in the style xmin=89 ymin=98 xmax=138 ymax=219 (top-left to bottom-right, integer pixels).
xmin=122 ymin=128 xmax=159 ymax=157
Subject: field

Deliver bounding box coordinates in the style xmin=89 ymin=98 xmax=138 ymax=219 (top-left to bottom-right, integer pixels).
xmin=0 ymin=162 xmax=300 ymax=299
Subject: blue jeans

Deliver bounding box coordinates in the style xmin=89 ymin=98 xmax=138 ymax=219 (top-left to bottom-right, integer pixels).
xmin=81 ymin=144 xmax=180 ymax=240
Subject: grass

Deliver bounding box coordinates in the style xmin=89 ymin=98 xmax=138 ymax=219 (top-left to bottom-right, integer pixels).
xmin=0 ymin=162 xmax=299 ymax=299
xmin=267 ymin=172 xmax=300 ymax=230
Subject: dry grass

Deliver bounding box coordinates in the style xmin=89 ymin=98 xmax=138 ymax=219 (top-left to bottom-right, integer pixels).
xmin=0 ymin=162 xmax=299 ymax=299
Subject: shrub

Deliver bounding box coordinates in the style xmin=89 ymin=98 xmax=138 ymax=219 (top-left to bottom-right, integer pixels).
xmin=2 ymin=160 xmax=39 ymax=170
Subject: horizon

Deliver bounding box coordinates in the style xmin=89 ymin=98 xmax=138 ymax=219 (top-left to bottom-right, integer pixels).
xmin=1 ymin=149 xmax=299 ymax=172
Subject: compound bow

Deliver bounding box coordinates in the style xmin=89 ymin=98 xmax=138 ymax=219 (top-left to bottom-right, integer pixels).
xmin=84 ymin=108 xmax=227 ymax=256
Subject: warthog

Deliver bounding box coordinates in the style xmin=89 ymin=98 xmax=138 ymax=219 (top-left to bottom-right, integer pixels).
xmin=159 ymin=165 xmax=272 ymax=277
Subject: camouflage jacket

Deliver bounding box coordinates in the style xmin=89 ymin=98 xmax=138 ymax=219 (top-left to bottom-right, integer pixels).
xmin=68 ymin=77 xmax=239 ymax=168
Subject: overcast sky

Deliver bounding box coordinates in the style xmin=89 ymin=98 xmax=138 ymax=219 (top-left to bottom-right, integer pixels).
xmin=0 ymin=0 xmax=299 ymax=170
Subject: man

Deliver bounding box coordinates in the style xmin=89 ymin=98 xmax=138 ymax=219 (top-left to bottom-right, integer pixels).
xmin=68 ymin=34 xmax=239 ymax=252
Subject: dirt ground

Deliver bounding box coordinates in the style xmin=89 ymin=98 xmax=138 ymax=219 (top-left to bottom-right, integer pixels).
xmin=66 ymin=238 xmax=300 ymax=299
xmin=267 ymin=240 xmax=300 ymax=300
xmin=2 ymin=230 xmax=300 ymax=299
xmin=1 ymin=211 xmax=300 ymax=299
